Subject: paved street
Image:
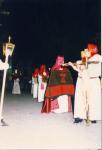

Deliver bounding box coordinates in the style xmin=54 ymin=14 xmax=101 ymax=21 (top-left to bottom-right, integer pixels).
xmin=0 ymin=94 xmax=101 ymax=149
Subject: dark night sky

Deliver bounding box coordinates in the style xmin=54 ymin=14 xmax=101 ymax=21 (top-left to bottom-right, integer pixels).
xmin=0 ymin=0 xmax=101 ymax=70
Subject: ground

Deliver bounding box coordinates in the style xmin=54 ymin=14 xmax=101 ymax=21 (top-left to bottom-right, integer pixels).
xmin=0 ymin=94 xmax=101 ymax=149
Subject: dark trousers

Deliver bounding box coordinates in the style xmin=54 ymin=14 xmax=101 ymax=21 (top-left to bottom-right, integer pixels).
xmin=71 ymin=95 xmax=74 ymax=115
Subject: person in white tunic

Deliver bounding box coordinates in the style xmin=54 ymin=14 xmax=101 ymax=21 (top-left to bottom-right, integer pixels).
xmin=68 ymin=43 xmax=102 ymax=123
xmin=32 ymin=68 xmax=39 ymax=99
xmin=12 ymin=69 xmax=21 ymax=94
xmin=38 ymin=64 xmax=49 ymax=102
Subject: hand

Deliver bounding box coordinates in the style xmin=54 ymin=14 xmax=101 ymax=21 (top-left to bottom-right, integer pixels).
xmin=62 ymin=63 xmax=68 ymax=66
xmin=0 ymin=60 xmax=9 ymax=70
xmin=43 ymin=72 xmax=46 ymax=76
xmin=3 ymin=63 xmax=9 ymax=70
xmin=68 ymin=62 xmax=73 ymax=66
xmin=76 ymin=60 xmax=82 ymax=65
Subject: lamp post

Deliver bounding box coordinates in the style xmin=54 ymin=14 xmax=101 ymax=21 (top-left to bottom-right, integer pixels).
xmin=0 ymin=36 xmax=15 ymax=126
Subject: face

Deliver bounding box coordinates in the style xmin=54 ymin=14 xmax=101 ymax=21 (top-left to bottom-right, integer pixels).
xmin=84 ymin=49 xmax=91 ymax=57
xmin=81 ymin=49 xmax=91 ymax=59
xmin=81 ymin=51 xmax=85 ymax=58
xmin=56 ymin=56 xmax=64 ymax=65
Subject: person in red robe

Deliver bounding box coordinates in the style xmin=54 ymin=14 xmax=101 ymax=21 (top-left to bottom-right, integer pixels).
xmin=38 ymin=64 xmax=49 ymax=102
xmin=41 ymin=55 xmax=74 ymax=113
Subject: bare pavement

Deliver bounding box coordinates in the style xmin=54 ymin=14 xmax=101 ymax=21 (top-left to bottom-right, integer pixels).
xmin=0 ymin=94 xmax=101 ymax=149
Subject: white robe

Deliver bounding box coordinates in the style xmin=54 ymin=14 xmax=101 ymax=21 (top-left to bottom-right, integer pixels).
xmin=74 ymin=54 xmax=102 ymax=120
xmin=51 ymin=95 xmax=71 ymax=113
xmin=12 ymin=78 xmax=21 ymax=94
xmin=38 ymin=75 xmax=47 ymax=102
xmin=32 ymin=77 xmax=38 ymax=99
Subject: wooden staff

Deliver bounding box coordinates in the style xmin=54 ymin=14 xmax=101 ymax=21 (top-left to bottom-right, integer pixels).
xmin=62 ymin=62 xmax=77 ymax=67
xmin=0 ymin=52 xmax=9 ymax=126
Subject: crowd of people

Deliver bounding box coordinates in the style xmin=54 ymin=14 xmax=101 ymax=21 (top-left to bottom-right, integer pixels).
xmin=0 ymin=43 xmax=102 ymax=125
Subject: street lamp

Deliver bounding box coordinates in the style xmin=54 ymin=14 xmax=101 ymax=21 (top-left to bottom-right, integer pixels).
xmin=0 ymin=36 xmax=15 ymax=126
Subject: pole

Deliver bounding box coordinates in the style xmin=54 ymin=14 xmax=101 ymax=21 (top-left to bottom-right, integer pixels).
xmin=85 ymin=56 xmax=90 ymax=125
xmin=0 ymin=54 xmax=9 ymax=126
xmin=85 ymin=56 xmax=88 ymax=69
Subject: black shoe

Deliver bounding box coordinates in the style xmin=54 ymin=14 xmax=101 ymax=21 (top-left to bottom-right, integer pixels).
xmin=74 ymin=118 xmax=83 ymax=123
xmin=91 ymin=120 xmax=97 ymax=123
